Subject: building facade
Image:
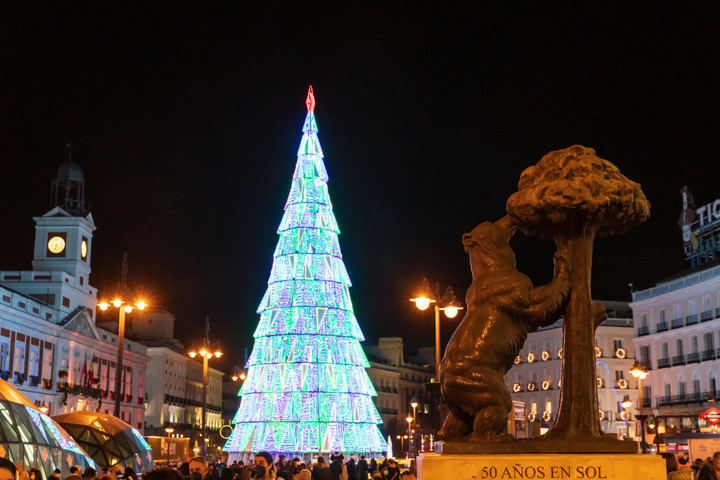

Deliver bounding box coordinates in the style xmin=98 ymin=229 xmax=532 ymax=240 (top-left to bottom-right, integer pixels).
xmin=364 ymin=337 xmax=435 ymax=439
xmin=506 ymin=302 xmax=638 ymax=438
xmin=132 ymin=310 xmax=225 ymax=456
xmin=0 ymin=160 xmax=149 ymax=428
xmin=631 ymin=264 xmax=720 ymax=434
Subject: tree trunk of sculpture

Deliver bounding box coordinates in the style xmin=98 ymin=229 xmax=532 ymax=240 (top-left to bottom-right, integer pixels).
xmin=552 ymin=224 xmax=601 ymax=438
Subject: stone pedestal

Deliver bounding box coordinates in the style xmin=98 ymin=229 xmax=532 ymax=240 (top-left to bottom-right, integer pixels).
xmin=418 ymin=452 xmax=665 ymax=480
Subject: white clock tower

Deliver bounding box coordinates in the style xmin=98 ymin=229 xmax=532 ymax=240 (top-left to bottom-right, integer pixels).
xmin=32 ymin=160 xmax=95 ymax=284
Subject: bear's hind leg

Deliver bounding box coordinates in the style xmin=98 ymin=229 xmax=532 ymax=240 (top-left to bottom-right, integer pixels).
xmin=470 ymin=404 xmax=513 ymax=442
xmin=438 ymin=410 xmax=471 ymax=441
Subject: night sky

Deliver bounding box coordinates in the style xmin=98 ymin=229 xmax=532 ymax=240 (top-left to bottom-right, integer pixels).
xmin=1 ymin=4 xmax=719 ymax=372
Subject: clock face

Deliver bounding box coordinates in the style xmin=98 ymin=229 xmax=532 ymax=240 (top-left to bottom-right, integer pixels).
xmin=48 ymin=236 xmax=66 ymax=254
xmin=81 ymin=239 xmax=88 ymax=259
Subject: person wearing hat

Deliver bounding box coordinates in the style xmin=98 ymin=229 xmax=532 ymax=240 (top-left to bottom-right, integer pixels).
xmin=0 ymin=458 xmax=15 ymax=480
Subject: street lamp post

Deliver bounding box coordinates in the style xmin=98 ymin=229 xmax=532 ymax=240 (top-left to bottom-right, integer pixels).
xmin=164 ymin=427 xmax=174 ymax=465
xmin=410 ymin=278 xmax=463 ymax=381
xmin=630 ymin=362 xmax=649 ymax=453
xmin=406 ymin=415 xmax=414 ymax=457
xmin=98 ymin=298 xmax=147 ymax=418
xmin=620 ymin=396 xmax=633 ymax=439
xmin=188 ymin=318 xmax=222 ymax=457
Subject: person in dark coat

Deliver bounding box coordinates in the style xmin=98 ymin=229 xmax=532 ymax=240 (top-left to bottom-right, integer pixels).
xmin=356 ymin=456 xmax=368 ymax=480
xmin=311 ymin=457 xmax=333 ymax=480
xmin=347 ymin=458 xmax=356 ymax=480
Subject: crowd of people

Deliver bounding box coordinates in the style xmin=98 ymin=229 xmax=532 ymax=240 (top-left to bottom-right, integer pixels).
xmin=662 ymin=451 xmax=720 ymax=480
xmin=0 ymin=454 xmax=416 ymax=480
xmin=5 ymin=450 xmax=718 ymax=480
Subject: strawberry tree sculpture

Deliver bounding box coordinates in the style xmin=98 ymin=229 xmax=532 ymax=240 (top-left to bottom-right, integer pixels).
xmin=507 ymin=145 xmax=650 ymax=448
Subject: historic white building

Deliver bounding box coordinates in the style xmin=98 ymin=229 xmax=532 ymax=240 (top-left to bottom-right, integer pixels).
xmin=506 ymin=301 xmax=638 ymax=438
xmin=0 ymin=160 xmax=149 ymax=428
xmin=630 ymin=263 xmax=720 ymax=433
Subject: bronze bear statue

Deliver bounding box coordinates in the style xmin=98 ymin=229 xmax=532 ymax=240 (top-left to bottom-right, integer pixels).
xmin=438 ymin=215 xmax=570 ymax=442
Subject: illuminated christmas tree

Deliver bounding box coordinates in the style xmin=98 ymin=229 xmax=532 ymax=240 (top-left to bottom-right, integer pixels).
xmin=224 ymin=87 xmax=387 ymax=455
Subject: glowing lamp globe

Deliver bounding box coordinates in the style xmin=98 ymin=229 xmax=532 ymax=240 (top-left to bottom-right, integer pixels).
xmin=444 ymin=305 xmax=459 ymax=318
xmin=98 ymin=302 xmax=109 ymax=311
xmin=111 ymin=299 xmax=123 ymax=308
xmin=136 ymin=300 xmax=147 ymax=310
xmin=414 ymin=297 xmax=431 ymax=311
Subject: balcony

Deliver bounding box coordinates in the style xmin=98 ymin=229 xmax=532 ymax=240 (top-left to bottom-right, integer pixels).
xmin=671 ymin=355 xmax=686 ymax=366
xmin=656 ymin=392 xmax=717 ymax=406
xmin=672 ymin=317 xmax=686 ymax=329
xmin=638 ymin=326 xmax=650 ymax=336
xmin=701 ymin=311 xmax=713 ymax=322
xmin=687 ymin=352 xmax=701 ymax=364
xmin=638 ymin=360 xmax=653 ymax=371
xmin=702 ymin=349 xmax=717 ymax=361
xmin=685 ymin=315 xmax=698 ymax=326
xmin=657 ymin=357 xmax=671 ymax=369
xmin=657 ymin=321 xmax=669 ymax=332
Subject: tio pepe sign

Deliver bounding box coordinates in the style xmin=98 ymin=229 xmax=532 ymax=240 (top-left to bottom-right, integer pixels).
xmin=700 ymin=407 xmax=720 ymax=426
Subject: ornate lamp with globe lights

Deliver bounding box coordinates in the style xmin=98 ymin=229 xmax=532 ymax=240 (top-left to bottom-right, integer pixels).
xmin=97 ymin=298 xmax=147 ymax=417
xmin=409 ymin=278 xmax=463 ymax=381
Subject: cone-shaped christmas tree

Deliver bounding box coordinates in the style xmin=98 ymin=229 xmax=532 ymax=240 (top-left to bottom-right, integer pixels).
xmin=224 ymin=87 xmax=387 ymax=456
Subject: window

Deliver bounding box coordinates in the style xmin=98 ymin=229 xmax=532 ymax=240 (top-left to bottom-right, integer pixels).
xmin=692 ymin=336 xmax=699 ymax=353
xmin=676 ymin=339 xmax=684 ymax=356
xmin=640 ymin=346 xmax=650 ymax=364
xmin=641 ymin=314 xmax=648 ymax=328
xmin=42 ymin=351 xmax=53 ymax=380
xmin=62 ymin=297 xmax=70 ymax=308
xmin=704 ymin=296 xmax=712 ymax=313
xmin=14 ymin=346 xmax=25 ymax=373
xmin=674 ymin=304 xmax=682 ymax=319
xmin=615 ymin=370 xmax=625 ymax=381
xmin=693 ymin=379 xmax=701 ymax=394
xmin=660 ymin=310 xmax=666 ymax=322
xmin=689 ymin=301 xmax=697 ymax=316
xmin=664 ymin=384 xmax=671 ymax=397
xmin=661 ymin=343 xmax=669 ymax=359
xmin=0 ymin=343 xmax=9 ymax=371
xmin=613 ymin=339 xmax=623 ymax=350
xmin=28 ymin=348 xmax=39 ymax=376
xmin=678 ymin=381 xmax=686 ymax=396
xmin=704 ymin=333 xmax=714 ymax=351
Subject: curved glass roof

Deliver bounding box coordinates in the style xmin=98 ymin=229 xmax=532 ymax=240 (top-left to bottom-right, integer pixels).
xmin=0 ymin=401 xmax=96 ymax=479
xmin=53 ymin=411 xmax=153 ymax=472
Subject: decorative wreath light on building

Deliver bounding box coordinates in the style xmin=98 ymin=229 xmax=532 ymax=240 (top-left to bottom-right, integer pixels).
xmin=541 ymin=380 xmax=551 ymax=391
xmin=598 ymin=409 xmax=606 ymax=421
xmin=513 ymin=383 xmax=522 ymax=393
xmin=557 ymin=348 xmax=563 ymax=359
xmin=616 ymin=378 xmax=628 ymax=389
xmin=527 ymin=412 xmax=536 ymax=422
xmin=542 ymin=410 xmax=552 ymax=422
xmin=541 ymin=350 xmax=551 ymax=361
xmin=596 ymin=377 xmax=604 ymax=388
xmin=527 ymin=382 xmax=537 ymax=392
xmin=514 ymin=355 xmax=522 ymax=365
xmin=615 ymin=348 xmax=627 ymax=359
xmin=527 ymin=352 xmax=536 ymax=363
xmin=595 ymin=347 xmax=602 ymax=358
